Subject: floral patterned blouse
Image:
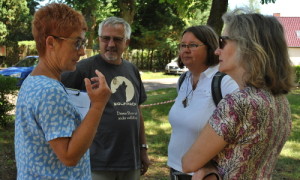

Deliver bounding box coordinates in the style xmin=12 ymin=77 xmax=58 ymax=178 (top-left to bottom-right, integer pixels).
xmin=209 ymin=86 xmax=292 ymax=180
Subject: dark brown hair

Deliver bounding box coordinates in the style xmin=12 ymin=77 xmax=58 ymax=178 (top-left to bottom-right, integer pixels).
xmin=177 ymin=25 xmax=219 ymax=68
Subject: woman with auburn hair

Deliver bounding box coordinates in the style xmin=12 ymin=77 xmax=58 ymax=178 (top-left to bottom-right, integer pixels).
xmin=182 ymin=9 xmax=295 ymax=179
xmin=15 ymin=3 xmax=111 ymax=179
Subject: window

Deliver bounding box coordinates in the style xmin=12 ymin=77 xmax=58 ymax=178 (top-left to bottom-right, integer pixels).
xmin=296 ymin=30 xmax=300 ymax=38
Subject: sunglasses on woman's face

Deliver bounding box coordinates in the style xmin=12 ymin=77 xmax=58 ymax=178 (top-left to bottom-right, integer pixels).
xmin=219 ymin=36 xmax=230 ymax=49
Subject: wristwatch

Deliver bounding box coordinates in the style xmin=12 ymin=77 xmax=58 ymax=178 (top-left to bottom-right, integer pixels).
xmin=140 ymin=144 xmax=148 ymax=150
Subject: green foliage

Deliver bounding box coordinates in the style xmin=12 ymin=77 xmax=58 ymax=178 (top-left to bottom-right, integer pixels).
xmin=261 ymin=0 xmax=276 ymax=4
xmin=3 ymin=41 xmax=19 ymax=66
xmin=0 ymin=76 xmax=18 ymax=128
xmin=18 ymin=41 xmax=38 ymax=56
xmin=294 ymin=66 xmax=300 ymax=85
xmin=0 ymin=0 xmax=32 ymax=43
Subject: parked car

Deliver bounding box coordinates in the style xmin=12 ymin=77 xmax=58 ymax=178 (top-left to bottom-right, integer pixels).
xmin=165 ymin=58 xmax=188 ymax=75
xmin=0 ymin=55 xmax=39 ymax=86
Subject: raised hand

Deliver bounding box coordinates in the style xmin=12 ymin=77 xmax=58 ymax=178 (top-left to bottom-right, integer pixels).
xmin=84 ymin=69 xmax=111 ymax=109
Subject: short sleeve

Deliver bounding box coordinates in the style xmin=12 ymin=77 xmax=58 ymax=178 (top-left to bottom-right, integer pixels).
xmin=220 ymin=75 xmax=239 ymax=97
xmin=209 ymin=93 xmax=243 ymax=144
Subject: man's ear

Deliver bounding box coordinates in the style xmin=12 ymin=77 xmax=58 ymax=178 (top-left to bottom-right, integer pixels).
xmin=125 ymin=39 xmax=130 ymax=48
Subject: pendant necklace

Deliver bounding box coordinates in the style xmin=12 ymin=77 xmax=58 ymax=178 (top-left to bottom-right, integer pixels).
xmin=182 ymin=89 xmax=193 ymax=108
xmin=182 ymin=74 xmax=195 ymax=108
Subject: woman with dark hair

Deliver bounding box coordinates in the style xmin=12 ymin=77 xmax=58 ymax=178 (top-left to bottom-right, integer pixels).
xmin=167 ymin=25 xmax=238 ymax=180
xmin=182 ymin=10 xmax=295 ymax=179
xmin=15 ymin=3 xmax=111 ymax=179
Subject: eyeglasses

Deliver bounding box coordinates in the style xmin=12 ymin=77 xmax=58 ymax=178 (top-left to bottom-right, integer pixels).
xmin=99 ymin=36 xmax=125 ymax=43
xmin=50 ymin=35 xmax=87 ymax=50
xmin=179 ymin=43 xmax=205 ymax=51
xmin=219 ymin=36 xmax=230 ymax=49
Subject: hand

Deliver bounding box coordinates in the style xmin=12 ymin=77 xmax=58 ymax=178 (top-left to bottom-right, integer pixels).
xmin=192 ymin=168 xmax=221 ymax=180
xmin=84 ymin=70 xmax=111 ymax=109
xmin=140 ymin=149 xmax=151 ymax=175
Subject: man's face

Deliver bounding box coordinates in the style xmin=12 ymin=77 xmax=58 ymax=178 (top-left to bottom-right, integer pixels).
xmin=99 ymin=24 xmax=129 ymax=64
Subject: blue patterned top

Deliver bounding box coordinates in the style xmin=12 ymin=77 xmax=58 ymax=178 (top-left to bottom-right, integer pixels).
xmin=15 ymin=75 xmax=91 ymax=180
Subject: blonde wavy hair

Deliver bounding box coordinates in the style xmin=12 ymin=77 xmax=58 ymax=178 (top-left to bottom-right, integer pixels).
xmin=223 ymin=10 xmax=296 ymax=95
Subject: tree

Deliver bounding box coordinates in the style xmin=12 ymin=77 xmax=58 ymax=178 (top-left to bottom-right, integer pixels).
xmin=207 ymin=0 xmax=276 ymax=35
xmin=261 ymin=0 xmax=276 ymax=4
xmin=207 ymin=0 xmax=228 ymax=35
xmin=0 ymin=0 xmax=30 ymax=43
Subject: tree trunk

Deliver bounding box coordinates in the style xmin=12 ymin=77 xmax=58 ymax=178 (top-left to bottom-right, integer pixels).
xmin=117 ymin=0 xmax=136 ymax=24
xmin=207 ymin=0 xmax=228 ymax=35
xmin=82 ymin=8 xmax=96 ymax=49
xmin=141 ymin=48 xmax=144 ymax=69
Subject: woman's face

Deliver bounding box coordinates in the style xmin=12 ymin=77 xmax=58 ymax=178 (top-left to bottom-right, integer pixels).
xmin=179 ymin=32 xmax=208 ymax=72
xmin=214 ymin=30 xmax=240 ymax=76
xmin=51 ymin=31 xmax=86 ymax=73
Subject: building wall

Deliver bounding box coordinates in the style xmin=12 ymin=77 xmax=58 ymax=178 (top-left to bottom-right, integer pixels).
xmin=288 ymin=47 xmax=300 ymax=65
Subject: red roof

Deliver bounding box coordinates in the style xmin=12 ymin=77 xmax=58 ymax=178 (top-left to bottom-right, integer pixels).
xmin=277 ymin=17 xmax=300 ymax=47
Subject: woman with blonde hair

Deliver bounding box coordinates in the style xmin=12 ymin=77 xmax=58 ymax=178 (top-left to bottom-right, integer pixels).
xmin=182 ymin=10 xmax=295 ymax=179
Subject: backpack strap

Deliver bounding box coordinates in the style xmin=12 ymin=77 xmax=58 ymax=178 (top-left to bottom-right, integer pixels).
xmin=211 ymin=71 xmax=226 ymax=106
xmin=178 ymin=71 xmax=187 ymax=91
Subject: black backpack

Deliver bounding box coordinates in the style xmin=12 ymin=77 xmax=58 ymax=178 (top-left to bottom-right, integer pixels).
xmin=178 ymin=71 xmax=226 ymax=106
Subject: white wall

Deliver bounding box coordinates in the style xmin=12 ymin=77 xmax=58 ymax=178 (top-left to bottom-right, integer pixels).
xmin=288 ymin=47 xmax=300 ymax=66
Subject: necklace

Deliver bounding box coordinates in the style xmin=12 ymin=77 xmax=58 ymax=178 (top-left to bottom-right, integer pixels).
xmin=182 ymin=74 xmax=195 ymax=108
xmin=182 ymin=89 xmax=193 ymax=108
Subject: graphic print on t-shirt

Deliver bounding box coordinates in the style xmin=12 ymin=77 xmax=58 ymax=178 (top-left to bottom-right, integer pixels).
xmin=111 ymin=76 xmax=134 ymax=102
xmin=110 ymin=76 xmax=138 ymax=121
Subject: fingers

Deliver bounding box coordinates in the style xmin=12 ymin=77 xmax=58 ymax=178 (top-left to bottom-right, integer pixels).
xmin=140 ymin=159 xmax=151 ymax=175
xmin=140 ymin=163 xmax=148 ymax=175
xmin=85 ymin=70 xmax=107 ymax=91
xmin=84 ymin=78 xmax=92 ymax=93
xmin=95 ymin=70 xmax=106 ymax=85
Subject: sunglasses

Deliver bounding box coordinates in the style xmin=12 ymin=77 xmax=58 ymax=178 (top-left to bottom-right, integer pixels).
xmin=99 ymin=36 xmax=125 ymax=43
xmin=50 ymin=35 xmax=87 ymax=50
xmin=219 ymin=36 xmax=230 ymax=49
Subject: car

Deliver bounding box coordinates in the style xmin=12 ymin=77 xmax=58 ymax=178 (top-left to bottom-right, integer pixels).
xmin=0 ymin=55 xmax=39 ymax=86
xmin=165 ymin=58 xmax=188 ymax=75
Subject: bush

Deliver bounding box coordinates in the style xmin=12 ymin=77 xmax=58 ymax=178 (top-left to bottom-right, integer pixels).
xmin=0 ymin=76 xmax=18 ymax=127
xmin=295 ymin=66 xmax=300 ymax=86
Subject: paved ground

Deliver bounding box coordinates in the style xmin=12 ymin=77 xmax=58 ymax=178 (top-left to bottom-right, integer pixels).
xmin=142 ymin=78 xmax=178 ymax=91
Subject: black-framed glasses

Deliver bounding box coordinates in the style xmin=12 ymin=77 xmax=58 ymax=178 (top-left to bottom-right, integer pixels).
xmin=219 ymin=36 xmax=230 ymax=49
xmin=179 ymin=43 xmax=205 ymax=50
xmin=99 ymin=36 xmax=125 ymax=43
xmin=50 ymin=35 xmax=87 ymax=50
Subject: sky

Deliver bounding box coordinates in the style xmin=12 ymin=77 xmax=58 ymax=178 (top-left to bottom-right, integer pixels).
xmin=229 ymin=0 xmax=300 ymax=17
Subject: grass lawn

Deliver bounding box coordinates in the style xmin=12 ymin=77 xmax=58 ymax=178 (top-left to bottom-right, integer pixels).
xmin=1 ymin=87 xmax=299 ymax=180
xmin=140 ymin=71 xmax=180 ymax=80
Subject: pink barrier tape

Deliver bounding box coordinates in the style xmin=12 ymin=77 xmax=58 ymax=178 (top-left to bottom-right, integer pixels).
xmin=141 ymin=99 xmax=175 ymax=108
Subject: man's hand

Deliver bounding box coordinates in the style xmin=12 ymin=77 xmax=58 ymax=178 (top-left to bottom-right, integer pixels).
xmin=140 ymin=149 xmax=151 ymax=175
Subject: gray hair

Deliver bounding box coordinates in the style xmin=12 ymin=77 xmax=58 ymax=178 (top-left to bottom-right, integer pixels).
xmin=98 ymin=16 xmax=131 ymax=40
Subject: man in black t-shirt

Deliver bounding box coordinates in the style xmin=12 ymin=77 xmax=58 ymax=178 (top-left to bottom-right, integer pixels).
xmin=62 ymin=17 xmax=150 ymax=180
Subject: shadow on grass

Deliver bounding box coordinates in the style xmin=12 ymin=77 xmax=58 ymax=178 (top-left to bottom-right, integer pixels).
xmin=273 ymin=156 xmax=300 ymax=180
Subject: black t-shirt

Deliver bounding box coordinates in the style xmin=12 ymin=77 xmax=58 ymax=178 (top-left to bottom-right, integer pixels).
xmin=61 ymin=54 xmax=147 ymax=171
